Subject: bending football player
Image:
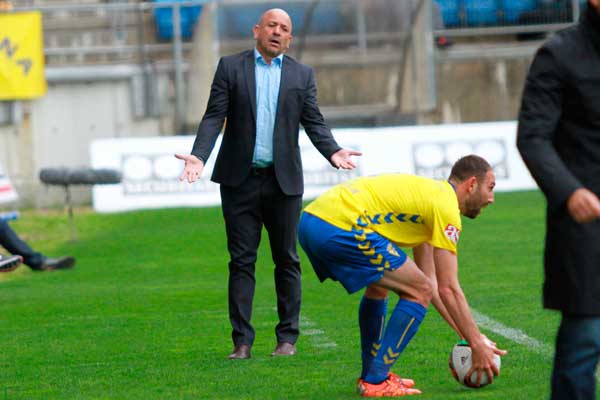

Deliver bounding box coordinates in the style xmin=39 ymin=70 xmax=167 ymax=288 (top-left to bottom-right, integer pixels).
xmin=299 ymin=155 xmax=507 ymax=396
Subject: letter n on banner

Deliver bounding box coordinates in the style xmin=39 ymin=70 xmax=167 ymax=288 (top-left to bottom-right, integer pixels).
xmin=0 ymin=12 xmax=47 ymax=100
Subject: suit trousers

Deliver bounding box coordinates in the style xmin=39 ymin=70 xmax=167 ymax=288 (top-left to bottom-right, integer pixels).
xmin=0 ymin=219 xmax=45 ymax=268
xmin=220 ymin=173 xmax=302 ymax=347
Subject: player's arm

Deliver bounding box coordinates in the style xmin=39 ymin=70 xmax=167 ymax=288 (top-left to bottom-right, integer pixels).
xmin=416 ymin=244 xmax=500 ymax=347
xmin=434 ymin=247 xmax=507 ymax=386
xmin=413 ymin=243 xmax=463 ymax=338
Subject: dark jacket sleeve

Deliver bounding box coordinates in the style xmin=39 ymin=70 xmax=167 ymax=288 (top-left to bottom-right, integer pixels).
xmin=191 ymin=58 xmax=230 ymax=163
xmin=300 ymin=67 xmax=342 ymax=163
xmin=516 ymin=44 xmax=582 ymax=210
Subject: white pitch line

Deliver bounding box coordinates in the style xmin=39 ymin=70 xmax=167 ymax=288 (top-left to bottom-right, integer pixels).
xmin=262 ymin=307 xmax=337 ymax=349
xmin=471 ymin=309 xmax=553 ymax=357
xmin=300 ymin=314 xmax=337 ymax=349
xmin=303 ymin=329 xmax=325 ymax=336
xmin=472 ymin=309 xmax=600 ymax=384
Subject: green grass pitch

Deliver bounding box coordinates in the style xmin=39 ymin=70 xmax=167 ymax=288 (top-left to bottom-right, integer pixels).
xmin=0 ymin=190 xmax=596 ymax=399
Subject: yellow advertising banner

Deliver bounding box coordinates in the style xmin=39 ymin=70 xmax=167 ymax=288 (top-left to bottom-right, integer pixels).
xmin=0 ymin=12 xmax=47 ymax=100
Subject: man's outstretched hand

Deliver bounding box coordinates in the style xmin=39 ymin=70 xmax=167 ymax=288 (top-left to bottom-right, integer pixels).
xmin=330 ymin=148 xmax=362 ymax=170
xmin=175 ymin=154 xmax=204 ymax=183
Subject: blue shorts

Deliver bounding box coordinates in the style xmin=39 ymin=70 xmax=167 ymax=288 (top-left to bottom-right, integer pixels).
xmin=298 ymin=212 xmax=408 ymax=294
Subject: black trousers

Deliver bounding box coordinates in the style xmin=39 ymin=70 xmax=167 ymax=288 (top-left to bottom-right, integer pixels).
xmin=0 ymin=219 xmax=45 ymax=268
xmin=220 ymin=173 xmax=302 ymax=347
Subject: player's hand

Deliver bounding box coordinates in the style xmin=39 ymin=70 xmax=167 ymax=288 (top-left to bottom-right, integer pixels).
xmin=467 ymin=341 xmax=504 ymax=387
xmin=482 ymin=334 xmax=508 ymax=356
xmin=175 ymin=153 xmax=204 ymax=183
xmin=567 ymin=188 xmax=600 ymax=223
xmin=330 ymin=148 xmax=362 ymax=170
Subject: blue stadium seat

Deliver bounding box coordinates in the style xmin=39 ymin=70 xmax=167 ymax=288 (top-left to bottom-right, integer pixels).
xmin=434 ymin=0 xmax=461 ymax=27
xmin=153 ymin=0 xmax=203 ymax=41
xmin=464 ymin=0 xmax=499 ymax=25
xmin=501 ymin=0 xmax=538 ymax=23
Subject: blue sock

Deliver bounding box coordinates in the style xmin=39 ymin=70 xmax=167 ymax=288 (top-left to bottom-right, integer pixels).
xmin=364 ymin=299 xmax=427 ymax=384
xmin=359 ymin=296 xmax=388 ymax=379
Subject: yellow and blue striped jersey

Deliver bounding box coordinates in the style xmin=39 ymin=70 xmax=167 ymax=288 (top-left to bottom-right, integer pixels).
xmin=304 ymin=174 xmax=462 ymax=253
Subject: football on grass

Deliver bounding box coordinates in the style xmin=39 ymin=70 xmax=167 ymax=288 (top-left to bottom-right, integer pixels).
xmin=449 ymin=340 xmax=501 ymax=388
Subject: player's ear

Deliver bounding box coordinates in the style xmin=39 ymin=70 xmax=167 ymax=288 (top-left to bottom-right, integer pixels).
xmin=467 ymin=176 xmax=478 ymax=193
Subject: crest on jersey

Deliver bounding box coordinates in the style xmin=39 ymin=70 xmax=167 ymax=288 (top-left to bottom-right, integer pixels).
xmin=444 ymin=224 xmax=460 ymax=244
xmin=386 ymin=243 xmax=400 ymax=257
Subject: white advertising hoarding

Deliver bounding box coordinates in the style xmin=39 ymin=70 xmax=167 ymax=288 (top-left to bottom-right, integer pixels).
xmin=91 ymin=121 xmax=536 ymax=213
xmin=0 ymin=162 xmax=18 ymax=204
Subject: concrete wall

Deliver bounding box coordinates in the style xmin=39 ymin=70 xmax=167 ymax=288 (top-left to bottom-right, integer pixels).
xmin=431 ymin=58 xmax=532 ymax=124
xmin=0 ymin=79 xmax=166 ymax=208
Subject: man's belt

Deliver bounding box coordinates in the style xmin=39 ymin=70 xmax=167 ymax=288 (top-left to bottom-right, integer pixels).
xmin=250 ymin=166 xmax=275 ymax=176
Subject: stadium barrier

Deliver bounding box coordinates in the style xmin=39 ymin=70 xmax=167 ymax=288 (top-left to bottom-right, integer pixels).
xmin=90 ymin=121 xmax=536 ymax=213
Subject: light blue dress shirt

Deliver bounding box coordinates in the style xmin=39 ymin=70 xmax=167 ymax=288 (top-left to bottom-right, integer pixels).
xmin=252 ymin=48 xmax=283 ymax=168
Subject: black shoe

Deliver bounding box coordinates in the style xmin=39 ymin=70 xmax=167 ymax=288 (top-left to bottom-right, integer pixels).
xmin=38 ymin=256 xmax=75 ymax=271
xmin=0 ymin=255 xmax=22 ymax=272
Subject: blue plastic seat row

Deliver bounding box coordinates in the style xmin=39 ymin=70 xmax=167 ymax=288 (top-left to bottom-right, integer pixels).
xmin=435 ymin=0 xmax=586 ymax=27
xmin=153 ymin=0 xmax=203 ymax=40
xmin=153 ymin=1 xmax=345 ymax=41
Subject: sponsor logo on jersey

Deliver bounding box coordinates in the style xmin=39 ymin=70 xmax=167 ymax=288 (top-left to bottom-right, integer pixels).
xmin=444 ymin=224 xmax=460 ymax=244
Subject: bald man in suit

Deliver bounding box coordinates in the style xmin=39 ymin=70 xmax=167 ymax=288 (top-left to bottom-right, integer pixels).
xmin=177 ymin=8 xmax=360 ymax=359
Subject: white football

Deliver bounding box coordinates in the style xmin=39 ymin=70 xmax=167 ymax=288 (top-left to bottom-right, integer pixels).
xmin=448 ymin=341 xmax=501 ymax=388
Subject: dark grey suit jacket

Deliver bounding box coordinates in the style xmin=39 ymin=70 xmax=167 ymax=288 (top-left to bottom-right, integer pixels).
xmin=191 ymin=50 xmax=341 ymax=196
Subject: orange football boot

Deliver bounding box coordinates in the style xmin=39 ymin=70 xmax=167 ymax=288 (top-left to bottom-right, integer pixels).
xmin=388 ymin=372 xmax=415 ymax=388
xmin=357 ymin=377 xmax=422 ymax=397
xmin=357 ymin=372 xmax=415 ymax=389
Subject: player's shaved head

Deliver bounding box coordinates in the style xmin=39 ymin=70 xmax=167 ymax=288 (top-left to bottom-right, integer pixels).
xmin=449 ymin=155 xmax=492 ymax=183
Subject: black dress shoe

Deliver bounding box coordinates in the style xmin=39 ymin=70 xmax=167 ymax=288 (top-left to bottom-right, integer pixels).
xmin=271 ymin=342 xmax=296 ymax=356
xmin=228 ymin=345 xmax=251 ymax=359
xmin=39 ymin=256 xmax=75 ymax=271
xmin=0 ymin=255 xmax=22 ymax=272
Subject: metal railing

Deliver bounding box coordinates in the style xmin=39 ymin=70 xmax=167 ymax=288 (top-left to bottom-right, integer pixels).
xmin=7 ymin=0 xmax=429 ymax=129
xmin=431 ymin=0 xmax=584 ymax=63
xmin=5 ymin=0 xmax=582 ymax=128
xmin=13 ymin=1 xmax=205 ymax=131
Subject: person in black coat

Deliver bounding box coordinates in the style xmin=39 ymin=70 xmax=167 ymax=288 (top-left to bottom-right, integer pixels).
xmin=176 ymin=8 xmax=360 ymax=359
xmin=517 ymin=1 xmax=600 ymax=398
